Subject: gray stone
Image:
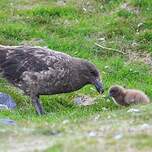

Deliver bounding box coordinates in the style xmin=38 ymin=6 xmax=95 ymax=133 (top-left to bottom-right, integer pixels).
xmin=0 ymin=92 xmax=16 ymax=109
xmin=0 ymin=118 xmax=16 ymax=125
xmin=74 ymin=95 xmax=96 ymax=106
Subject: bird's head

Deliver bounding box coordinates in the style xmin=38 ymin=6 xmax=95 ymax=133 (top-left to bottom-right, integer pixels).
xmin=78 ymin=60 xmax=104 ymax=94
xmin=109 ymin=85 xmax=125 ymax=97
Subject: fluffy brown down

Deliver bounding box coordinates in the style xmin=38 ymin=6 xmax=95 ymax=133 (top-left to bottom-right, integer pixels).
xmin=109 ymin=85 xmax=150 ymax=106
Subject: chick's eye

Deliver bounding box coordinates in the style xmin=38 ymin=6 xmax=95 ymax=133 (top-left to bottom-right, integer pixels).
xmin=111 ymin=90 xmax=115 ymax=93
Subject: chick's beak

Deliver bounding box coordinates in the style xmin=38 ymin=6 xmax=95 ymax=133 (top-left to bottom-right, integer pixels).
xmin=109 ymin=92 xmax=112 ymax=97
xmin=94 ymin=79 xmax=104 ymax=94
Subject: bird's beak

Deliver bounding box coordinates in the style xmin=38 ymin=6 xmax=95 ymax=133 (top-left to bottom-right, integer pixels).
xmin=94 ymin=79 xmax=104 ymax=94
xmin=109 ymin=92 xmax=112 ymax=97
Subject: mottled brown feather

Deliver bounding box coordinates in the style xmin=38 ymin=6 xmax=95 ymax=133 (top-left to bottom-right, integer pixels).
xmin=0 ymin=45 xmax=103 ymax=115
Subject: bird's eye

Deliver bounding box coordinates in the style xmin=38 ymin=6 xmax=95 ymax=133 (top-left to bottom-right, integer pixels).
xmin=90 ymin=71 xmax=95 ymax=74
xmin=90 ymin=71 xmax=98 ymax=76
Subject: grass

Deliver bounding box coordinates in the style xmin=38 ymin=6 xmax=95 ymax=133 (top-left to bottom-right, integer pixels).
xmin=0 ymin=0 xmax=152 ymax=151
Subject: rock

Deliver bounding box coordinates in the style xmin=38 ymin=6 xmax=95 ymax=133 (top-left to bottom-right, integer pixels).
xmin=140 ymin=123 xmax=150 ymax=130
xmin=88 ymin=131 xmax=97 ymax=137
xmin=0 ymin=104 xmax=8 ymax=109
xmin=113 ymin=133 xmax=123 ymax=140
xmin=57 ymin=0 xmax=66 ymax=6
xmin=74 ymin=95 xmax=96 ymax=106
xmin=49 ymin=130 xmax=61 ymax=136
xmin=0 ymin=118 xmax=16 ymax=125
xmin=107 ymin=115 xmax=111 ymax=119
xmin=127 ymin=108 xmax=140 ymax=113
xmin=0 ymin=92 xmax=16 ymax=109
xmin=102 ymin=107 xmax=108 ymax=111
xmin=94 ymin=114 xmax=100 ymax=121
xmin=62 ymin=119 xmax=69 ymax=124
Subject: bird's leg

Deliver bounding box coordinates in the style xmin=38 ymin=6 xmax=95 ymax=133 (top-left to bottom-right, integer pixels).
xmin=31 ymin=95 xmax=45 ymax=115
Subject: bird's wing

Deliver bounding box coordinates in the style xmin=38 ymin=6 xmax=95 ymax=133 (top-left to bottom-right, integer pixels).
xmin=29 ymin=47 xmax=72 ymax=67
xmin=0 ymin=46 xmax=72 ymax=83
xmin=0 ymin=46 xmax=50 ymax=83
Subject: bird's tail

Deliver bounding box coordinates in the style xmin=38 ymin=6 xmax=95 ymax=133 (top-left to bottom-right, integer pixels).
xmin=0 ymin=46 xmax=7 ymax=75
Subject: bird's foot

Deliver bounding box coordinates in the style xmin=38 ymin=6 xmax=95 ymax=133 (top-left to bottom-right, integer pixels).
xmin=36 ymin=109 xmax=46 ymax=116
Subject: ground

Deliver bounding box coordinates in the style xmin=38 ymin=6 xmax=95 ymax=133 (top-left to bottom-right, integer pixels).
xmin=0 ymin=0 xmax=152 ymax=151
